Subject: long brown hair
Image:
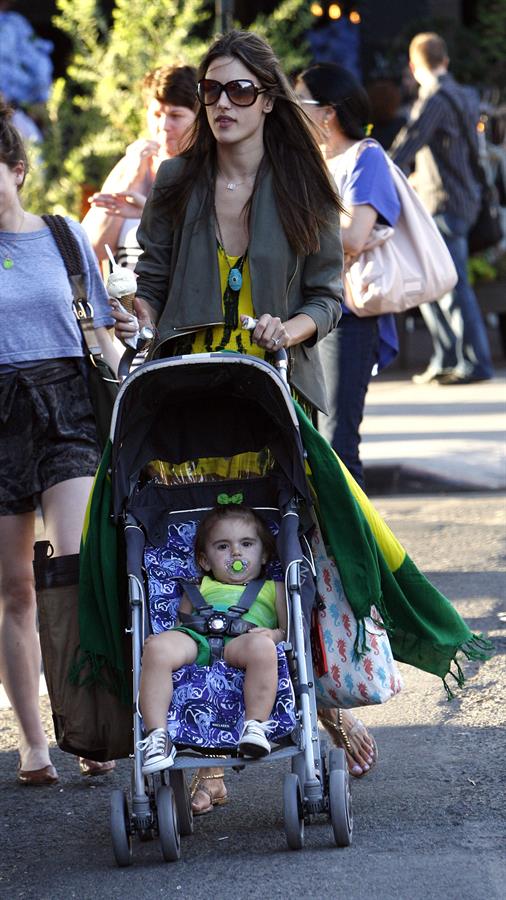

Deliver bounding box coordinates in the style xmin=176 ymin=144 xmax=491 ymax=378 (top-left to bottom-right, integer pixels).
xmin=0 ymin=99 xmax=28 ymax=187
xmin=154 ymin=31 xmax=343 ymax=255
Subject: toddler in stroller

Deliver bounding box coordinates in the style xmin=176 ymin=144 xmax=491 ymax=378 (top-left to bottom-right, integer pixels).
xmin=138 ymin=504 xmax=287 ymax=772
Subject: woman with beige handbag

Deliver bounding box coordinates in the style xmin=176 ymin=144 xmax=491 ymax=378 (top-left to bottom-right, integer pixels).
xmin=295 ymin=63 xmax=401 ymax=489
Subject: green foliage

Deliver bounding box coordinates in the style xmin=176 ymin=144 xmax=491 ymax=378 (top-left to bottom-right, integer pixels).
xmin=250 ymin=0 xmax=312 ymax=76
xmin=474 ymin=0 xmax=506 ymax=92
xmin=468 ymin=254 xmax=498 ymax=286
xmin=29 ymin=0 xmax=312 ymax=218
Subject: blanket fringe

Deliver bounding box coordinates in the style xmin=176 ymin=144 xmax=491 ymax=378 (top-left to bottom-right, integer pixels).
xmin=352 ymin=617 xmax=371 ymax=662
xmin=460 ymin=634 xmax=494 ymax=660
xmin=370 ymin=591 xmax=394 ymax=634
xmin=443 ymin=633 xmax=494 ymax=700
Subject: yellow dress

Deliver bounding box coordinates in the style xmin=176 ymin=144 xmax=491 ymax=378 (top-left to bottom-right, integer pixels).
xmin=191 ymin=249 xmax=263 ymax=357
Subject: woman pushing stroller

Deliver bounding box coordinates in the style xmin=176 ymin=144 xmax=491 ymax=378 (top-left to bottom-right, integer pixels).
xmin=110 ymin=29 xmax=382 ymax=799
xmin=108 ymin=29 xmax=491 ymax=820
xmin=138 ymin=505 xmax=287 ymax=773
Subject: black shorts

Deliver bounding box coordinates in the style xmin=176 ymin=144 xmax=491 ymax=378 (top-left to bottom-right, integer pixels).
xmin=0 ymin=358 xmax=101 ymax=516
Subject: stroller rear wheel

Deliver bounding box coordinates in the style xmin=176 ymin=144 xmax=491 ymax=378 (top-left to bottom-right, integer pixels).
xmin=110 ymin=789 xmax=133 ymax=867
xmin=156 ymin=785 xmax=181 ymax=862
xmin=283 ymin=773 xmax=304 ymax=850
xmin=328 ymin=749 xmax=353 ymax=846
xmin=169 ymin=770 xmax=194 ymax=836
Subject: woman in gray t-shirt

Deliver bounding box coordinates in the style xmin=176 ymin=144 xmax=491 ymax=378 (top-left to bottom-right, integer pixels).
xmin=0 ymin=101 xmax=119 ymax=785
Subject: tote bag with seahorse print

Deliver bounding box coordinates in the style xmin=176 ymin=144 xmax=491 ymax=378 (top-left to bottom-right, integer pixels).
xmin=311 ymin=525 xmax=403 ymax=708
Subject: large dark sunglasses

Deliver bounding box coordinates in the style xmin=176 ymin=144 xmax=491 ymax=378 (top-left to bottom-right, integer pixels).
xmin=197 ymin=79 xmax=267 ymax=107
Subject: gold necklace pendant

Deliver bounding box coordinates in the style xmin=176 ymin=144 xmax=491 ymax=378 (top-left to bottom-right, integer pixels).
xmin=1 ymin=210 xmax=25 ymax=269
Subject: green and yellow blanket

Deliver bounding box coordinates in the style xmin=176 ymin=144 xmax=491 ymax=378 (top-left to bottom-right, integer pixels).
xmin=73 ymin=404 xmax=491 ymax=703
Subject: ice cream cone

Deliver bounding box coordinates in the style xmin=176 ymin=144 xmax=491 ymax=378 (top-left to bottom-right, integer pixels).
xmin=119 ymin=292 xmax=136 ymax=316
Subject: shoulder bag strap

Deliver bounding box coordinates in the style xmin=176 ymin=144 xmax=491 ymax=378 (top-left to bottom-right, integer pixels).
xmin=438 ymin=90 xmax=482 ymax=182
xmin=42 ymin=214 xmax=102 ymax=359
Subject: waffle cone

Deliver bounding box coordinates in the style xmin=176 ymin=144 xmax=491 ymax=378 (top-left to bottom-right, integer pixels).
xmin=119 ymin=292 xmax=136 ymax=316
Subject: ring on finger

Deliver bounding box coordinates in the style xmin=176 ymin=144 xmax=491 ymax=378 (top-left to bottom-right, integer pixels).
xmin=272 ymin=337 xmax=280 ymax=346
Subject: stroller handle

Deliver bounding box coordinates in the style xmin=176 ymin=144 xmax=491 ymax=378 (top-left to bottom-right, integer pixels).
xmin=118 ymin=320 xmax=289 ymax=382
xmin=241 ymin=317 xmax=288 ymax=383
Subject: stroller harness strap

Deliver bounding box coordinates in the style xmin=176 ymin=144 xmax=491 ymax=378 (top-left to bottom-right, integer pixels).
xmin=178 ymin=578 xmax=266 ymax=645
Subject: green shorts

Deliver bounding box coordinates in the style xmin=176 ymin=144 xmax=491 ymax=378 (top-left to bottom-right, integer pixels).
xmin=172 ymin=626 xmax=233 ymax=666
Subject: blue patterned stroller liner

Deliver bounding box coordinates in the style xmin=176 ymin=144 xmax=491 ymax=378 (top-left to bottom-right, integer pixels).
xmin=144 ymin=519 xmax=297 ymax=750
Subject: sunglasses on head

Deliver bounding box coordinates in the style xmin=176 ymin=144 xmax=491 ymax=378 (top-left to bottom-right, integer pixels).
xmin=197 ymin=79 xmax=267 ymax=107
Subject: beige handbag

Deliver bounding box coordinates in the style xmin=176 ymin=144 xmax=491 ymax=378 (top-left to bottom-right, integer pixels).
xmin=341 ymin=140 xmax=458 ymax=317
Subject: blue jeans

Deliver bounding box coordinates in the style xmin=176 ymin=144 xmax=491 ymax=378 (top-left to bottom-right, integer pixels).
xmin=420 ymin=213 xmax=494 ymax=378
xmin=318 ymin=314 xmax=379 ymax=488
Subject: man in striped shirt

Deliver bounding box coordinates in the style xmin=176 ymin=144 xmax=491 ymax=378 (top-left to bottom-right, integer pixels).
xmin=391 ymin=32 xmax=494 ymax=385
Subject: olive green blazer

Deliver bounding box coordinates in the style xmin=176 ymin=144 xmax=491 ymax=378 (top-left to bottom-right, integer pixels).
xmin=135 ymin=157 xmax=343 ymax=412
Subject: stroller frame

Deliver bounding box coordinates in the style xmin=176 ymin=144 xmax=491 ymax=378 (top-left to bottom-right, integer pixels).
xmin=108 ymin=352 xmax=353 ymax=865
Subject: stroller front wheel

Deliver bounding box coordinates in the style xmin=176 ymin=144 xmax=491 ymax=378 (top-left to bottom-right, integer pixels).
xmin=283 ymin=772 xmax=304 ymax=850
xmin=156 ymin=784 xmax=181 ymax=862
xmin=169 ymin=769 xmax=194 ymax=836
xmin=110 ymin=789 xmax=133 ymax=867
xmin=328 ymin=750 xmax=353 ymax=847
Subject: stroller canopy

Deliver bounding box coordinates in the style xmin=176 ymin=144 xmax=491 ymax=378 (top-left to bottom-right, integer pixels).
xmin=110 ymin=354 xmax=311 ymax=517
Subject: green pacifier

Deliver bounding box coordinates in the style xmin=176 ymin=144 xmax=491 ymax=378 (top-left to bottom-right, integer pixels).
xmin=231 ymin=560 xmax=244 ymax=572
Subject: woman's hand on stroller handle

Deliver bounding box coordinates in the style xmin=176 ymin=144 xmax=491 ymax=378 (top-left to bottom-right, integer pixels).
xmin=241 ymin=315 xmax=289 ymax=379
xmin=241 ymin=314 xmax=289 ymax=351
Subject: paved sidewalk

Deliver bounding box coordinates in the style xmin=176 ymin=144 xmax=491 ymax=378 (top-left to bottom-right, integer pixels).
xmin=361 ymin=368 xmax=506 ymax=491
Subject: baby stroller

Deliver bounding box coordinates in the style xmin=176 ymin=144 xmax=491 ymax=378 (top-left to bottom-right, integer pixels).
xmin=108 ymin=347 xmax=353 ymax=865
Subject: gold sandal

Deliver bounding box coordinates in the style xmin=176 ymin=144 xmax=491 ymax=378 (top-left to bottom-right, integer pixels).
xmin=190 ymin=771 xmax=228 ymax=816
xmin=319 ymin=708 xmax=378 ymax=778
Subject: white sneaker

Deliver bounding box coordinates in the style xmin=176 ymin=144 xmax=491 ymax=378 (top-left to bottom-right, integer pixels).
xmin=238 ymin=719 xmax=274 ymax=758
xmin=137 ymin=728 xmax=176 ymax=774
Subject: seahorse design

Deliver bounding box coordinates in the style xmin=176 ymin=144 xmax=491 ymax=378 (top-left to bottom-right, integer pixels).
xmin=342 ymin=613 xmax=352 ymax=638
xmin=358 ymin=682 xmax=369 ymax=701
xmin=337 ymin=638 xmax=347 ymax=663
xmin=324 ymin=628 xmax=334 ymax=650
xmin=329 ymin=603 xmax=341 ymax=629
xmin=377 ymin=666 xmax=387 ymax=687
xmin=331 ymin=663 xmax=341 ymax=686
xmin=363 ymin=657 xmax=374 ymax=681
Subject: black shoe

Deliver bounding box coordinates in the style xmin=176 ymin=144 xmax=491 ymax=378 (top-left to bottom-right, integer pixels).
xmin=437 ymin=373 xmax=492 ymax=385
